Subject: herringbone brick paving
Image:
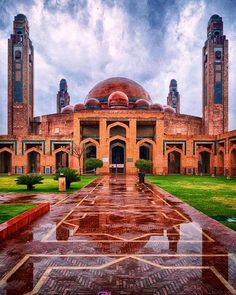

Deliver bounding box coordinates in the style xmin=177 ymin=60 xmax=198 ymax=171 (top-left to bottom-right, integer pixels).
xmin=0 ymin=175 xmax=236 ymax=294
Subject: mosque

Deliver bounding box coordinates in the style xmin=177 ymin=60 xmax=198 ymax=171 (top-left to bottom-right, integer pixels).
xmin=0 ymin=13 xmax=235 ymax=176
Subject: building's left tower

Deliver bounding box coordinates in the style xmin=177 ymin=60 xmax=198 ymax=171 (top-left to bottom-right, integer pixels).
xmin=8 ymin=14 xmax=34 ymax=135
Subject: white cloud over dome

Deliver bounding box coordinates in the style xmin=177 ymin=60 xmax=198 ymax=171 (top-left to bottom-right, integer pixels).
xmin=0 ymin=0 xmax=236 ymax=133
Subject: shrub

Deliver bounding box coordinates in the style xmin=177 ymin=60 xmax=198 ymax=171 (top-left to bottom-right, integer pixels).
xmin=16 ymin=174 xmax=44 ymax=190
xmin=85 ymin=158 xmax=103 ymax=172
xmin=135 ymin=159 xmax=152 ymax=173
xmin=54 ymin=167 xmax=80 ymax=189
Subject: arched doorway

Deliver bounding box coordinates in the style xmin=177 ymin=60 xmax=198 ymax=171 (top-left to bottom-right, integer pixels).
xmin=110 ymin=140 xmax=125 ymax=174
xmin=139 ymin=143 xmax=152 ymax=160
xmin=27 ymin=151 xmax=40 ymax=173
xmin=84 ymin=144 xmax=97 ymax=173
xmin=218 ymin=151 xmax=224 ymax=176
xmin=56 ymin=151 xmax=69 ymax=170
xmin=168 ymin=151 xmax=181 ymax=174
xmin=198 ymin=151 xmax=210 ymax=175
xmin=231 ymin=149 xmax=236 ymax=176
xmin=0 ymin=151 xmax=12 ymax=174
xmin=139 ymin=143 xmax=152 ymax=173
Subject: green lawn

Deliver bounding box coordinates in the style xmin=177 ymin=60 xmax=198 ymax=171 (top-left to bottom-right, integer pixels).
xmin=0 ymin=203 xmax=37 ymax=224
xmin=147 ymin=175 xmax=236 ymax=231
xmin=0 ymin=175 xmax=96 ymax=193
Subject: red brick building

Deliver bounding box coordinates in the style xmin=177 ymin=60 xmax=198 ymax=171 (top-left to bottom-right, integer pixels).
xmin=0 ymin=14 xmax=236 ymax=176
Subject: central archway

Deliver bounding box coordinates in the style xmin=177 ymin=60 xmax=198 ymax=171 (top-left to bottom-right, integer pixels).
xmin=110 ymin=140 xmax=126 ymax=174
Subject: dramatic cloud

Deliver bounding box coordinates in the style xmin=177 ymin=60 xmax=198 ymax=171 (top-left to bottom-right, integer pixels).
xmin=0 ymin=0 xmax=236 ymax=134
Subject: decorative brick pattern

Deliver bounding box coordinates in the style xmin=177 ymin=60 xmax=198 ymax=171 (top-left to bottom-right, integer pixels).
xmin=0 ymin=176 xmax=235 ymax=294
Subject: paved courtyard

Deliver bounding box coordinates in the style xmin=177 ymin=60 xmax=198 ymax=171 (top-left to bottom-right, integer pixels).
xmin=0 ymin=175 xmax=236 ymax=294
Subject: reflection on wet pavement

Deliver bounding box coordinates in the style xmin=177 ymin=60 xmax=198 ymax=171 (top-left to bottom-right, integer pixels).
xmin=0 ymin=175 xmax=236 ymax=294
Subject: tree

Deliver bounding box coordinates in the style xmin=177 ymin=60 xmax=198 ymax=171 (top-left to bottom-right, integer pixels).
xmin=16 ymin=174 xmax=44 ymax=190
xmin=54 ymin=167 xmax=80 ymax=189
xmin=135 ymin=159 xmax=152 ymax=172
xmin=67 ymin=143 xmax=85 ymax=175
xmin=85 ymin=158 xmax=103 ymax=173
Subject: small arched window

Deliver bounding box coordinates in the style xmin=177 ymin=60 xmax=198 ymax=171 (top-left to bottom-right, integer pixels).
xmin=215 ymin=50 xmax=221 ymax=60
xmin=15 ymin=50 xmax=21 ymax=60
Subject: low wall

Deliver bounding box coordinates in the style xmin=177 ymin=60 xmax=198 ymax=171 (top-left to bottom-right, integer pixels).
xmin=0 ymin=203 xmax=50 ymax=241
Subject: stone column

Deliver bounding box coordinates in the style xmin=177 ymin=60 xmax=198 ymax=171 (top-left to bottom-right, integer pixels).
xmin=155 ymin=118 xmax=164 ymax=175
xmin=73 ymin=116 xmax=80 ymax=171
xmin=127 ymin=119 xmax=136 ymax=174
xmin=186 ymin=139 xmax=194 ymax=175
xmin=99 ymin=119 xmax=109 ymax=174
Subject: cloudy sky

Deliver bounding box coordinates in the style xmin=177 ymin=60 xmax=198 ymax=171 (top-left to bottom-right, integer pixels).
xmin=0 ymin=0 xmax=236 ymax=134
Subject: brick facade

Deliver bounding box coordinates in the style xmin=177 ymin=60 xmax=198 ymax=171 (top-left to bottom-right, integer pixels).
xmin=1 ymin=14 xmax=236 ymax=176
xmin=202 ymin=15 xmax=228 ymax=135
xmin=8 ymin=14 xmax=34 ymax=136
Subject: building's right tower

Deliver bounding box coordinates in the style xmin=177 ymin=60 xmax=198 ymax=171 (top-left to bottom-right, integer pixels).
xmin=202 ymin=14 xmax=228 ymax=135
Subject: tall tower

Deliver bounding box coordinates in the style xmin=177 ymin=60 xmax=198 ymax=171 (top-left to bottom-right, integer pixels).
xmin=8 ymin=14 xmax=34 ymax=135
xmin=57 ymin=79 xmax=70 ymax=113
xmin=167 ymin=79 xmax=180 ymax=113
xmin=202 ymin=15 xmax=228 ymax=135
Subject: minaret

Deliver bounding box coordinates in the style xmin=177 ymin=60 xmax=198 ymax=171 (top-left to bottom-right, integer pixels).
xmin=8 ymin=14 xmax=34 ymax=135
xmin=57 ymin=79 xmax=70 ymax=113
xmin=202 ymin=15 xmax=228 ymax=135
xmin=167 ymin=79 xmax=180 ymax=113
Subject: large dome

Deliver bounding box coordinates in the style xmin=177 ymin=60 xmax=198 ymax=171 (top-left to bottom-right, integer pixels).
xmin=85 ymin=77 xmax=152 ymax=104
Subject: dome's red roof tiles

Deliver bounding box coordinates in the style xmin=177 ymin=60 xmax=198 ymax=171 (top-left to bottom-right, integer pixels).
xmin=85 ymin=77 xmax=152 ymax=103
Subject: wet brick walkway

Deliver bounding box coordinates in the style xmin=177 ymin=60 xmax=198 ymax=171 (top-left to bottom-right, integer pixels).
xmin=0 ymin=175 xmax=236 ymax=294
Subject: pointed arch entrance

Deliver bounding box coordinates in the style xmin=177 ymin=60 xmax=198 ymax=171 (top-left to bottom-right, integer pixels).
xmin=217 ymin=151 xmax=224 ymax=176
xmin=0 ymin=151 xmax=12 ymax=174
xmin=139 ymin=143 xmax=152 ymax=161
xmin=27 ymin=151 xmax=40 ymax=173
xmin=84 ymin=143 xmax=97 ymax=173
xmin=168 ymin=151 xmax=181 ymax=174
xmin=198 ymin=151 xmax=210 ymax=175
xmin=110 ymin=139 xmax=126 ymax=174
xmin=56 ymin=151 xmax=69 ymax=170
xmin=139 ymin=142 xmax=153 ymax=173
xmin=231 ymin=149 xmax=236 ymax=176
